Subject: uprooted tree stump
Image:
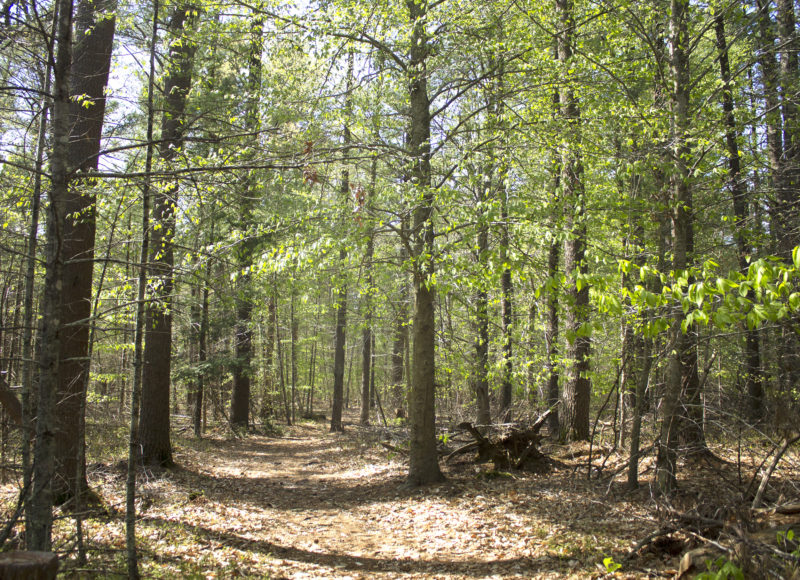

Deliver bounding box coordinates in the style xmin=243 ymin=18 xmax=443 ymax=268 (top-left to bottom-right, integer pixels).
xmin=447 ymin=408 xmax=554 ymax=471
xmin=0 ymin=551 xmax=58 ymax=580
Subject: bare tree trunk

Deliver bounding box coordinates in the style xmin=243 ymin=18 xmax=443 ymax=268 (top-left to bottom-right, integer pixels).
xmin=27 ymin=0 xmax=74 ymax=550
xmin=360 ymin=158 xmax=376 ymax=425
xmin=330 ymin=51 xmax=354 ymax=433
xmin=230 ymin=14 xmax=264 ymax=431
xmin=557 ymin=0 xmax=590 ymax=443
xmin=140 ymin=4 xmax=195 ymax=466
xmin=406 ymin=0 xmax=444 ymax=486
xmin=657 ymin=0 xmax=692 ymax=494
xmin=50 ymin=0 xmax=117 ymax=505
xmin=474 ymin=169 xmax=490 ymax=426
xmin=125 ymin=4 xmax=158 ymax=571
xmin=715 ymin=14 xmax=764 ymax=422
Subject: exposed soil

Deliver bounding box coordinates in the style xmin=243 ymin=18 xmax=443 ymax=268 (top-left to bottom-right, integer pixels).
xmin=3 ymin=416 xmax=800 ymax=578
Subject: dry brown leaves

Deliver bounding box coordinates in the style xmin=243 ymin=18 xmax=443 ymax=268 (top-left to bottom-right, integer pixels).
xmin=1 ymin=420 xmax=798 ymax=579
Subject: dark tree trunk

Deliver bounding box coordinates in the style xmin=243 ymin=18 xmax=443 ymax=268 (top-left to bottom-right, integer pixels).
xmin=140 ymin=4 xmax=195 ymax=467
xmin=28 ymin=0 xmax=74 ymax=550
xmin=330 ymin=51 xmax=354 ymax=433
xmin=360 ymin=159 xmax=376 ymax=426
xmin=715 ymin=15 xmax=764 ymax=422
xmin=658 ymin=0 xmax=693 ymax=494
xmin=406 ymin=0 xmax=444 ymax=486
xmin=391 ymin=218 xmax=410 ymax=410
xmin=556 ymin=0 xmax=590 ymax=443
xmin=230 ymin=15 xmax=263 ymax=431
xmin=51 ymin=0 xmax=116 ymax=505
xmin=499 ymin=173 xmax=513 ymax=423
xmin=194 ymin=281 xmax=208 ymax=437
xmin=474 ymin=170 xmax=490 ymax=426
xmin=261 ymin=294 xmax=276 ymax=421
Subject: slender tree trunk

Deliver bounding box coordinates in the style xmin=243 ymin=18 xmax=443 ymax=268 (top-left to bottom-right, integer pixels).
xmin=290 ymin=291 xmax=298 ymax=425
xmin=140 ymin=4 xmax=196 ymax=466
xmin=360 ymin=159 xmax=376 ymax=425
xmin=194 ymin=281 xmax=208 ymax=437
xmin=556 ymin=0 xmax=590 ymax=443
xmin=474 ymin=168 xmax=491 ymax=425
xmin=21 ymin=8 xmax=56 ymax=535
xmin=715 ymin=15 xmax=764 ymax=422
xmin=330 ymin=51 xmax=354 ymax=433
xmin=657 ymin=0 xmax=693 ymax=494
xmin=230 ymin=14 xmax=263 ymax=431
xmin=261 ymin=294 xmax=276 ymax=421
xmin=406 ymin=0 xmax=444 ymax=486
xmin=125 ymin=5 xmax=158 ymax=571
xmin=392 ymin=217 xmax=410 ymax=411
xmin=776 ymin=0 xmax=800 ymax=394
xmin=27 ymin=0 xmax=74 ymax=550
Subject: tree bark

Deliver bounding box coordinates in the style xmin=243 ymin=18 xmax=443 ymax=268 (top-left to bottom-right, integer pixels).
xmin=360 ymin=158 xmax=376 ymax=425
xmin=27 ymin=0 xmax=74 ymax=550
xmin=715 ymin=14 xmax=763 ymax=422
xmin=556 ymin=0 xmax=590 ymax=443
xmin=657 ymin=0 xmax=693 ymax=494
xmin=406 ymin=0 xmax=444 ymax=486
xmin=230 ymin=14 xmax=263 ymax=431
xmin=330 ymin=51 xmax=354 ymax=433
xmin=140 ymin=4 xmax=195 ymax=466
xmin=49 ymin=0 xmax=116 ymax=505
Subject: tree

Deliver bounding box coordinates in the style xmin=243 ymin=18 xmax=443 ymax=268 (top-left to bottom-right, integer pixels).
xmin=405 ymin=0 xmax=444 ymax=486
xmin=556 ymin=0 xmax=590 ymax=443
xmin=230 ymin=12 xmax=265 ymax=432
xmin=140 ymin=2 xmax=196 ymax=466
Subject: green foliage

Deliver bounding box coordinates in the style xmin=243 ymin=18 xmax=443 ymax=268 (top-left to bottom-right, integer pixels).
xmin=695 ymin=557 xmax=745 ymax=580
xmin=602 ymin=556 xmax=622 ymax=573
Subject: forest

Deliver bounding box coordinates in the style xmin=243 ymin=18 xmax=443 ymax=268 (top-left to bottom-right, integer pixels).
xmin=1 ymin=0 xmax=800 ymax=577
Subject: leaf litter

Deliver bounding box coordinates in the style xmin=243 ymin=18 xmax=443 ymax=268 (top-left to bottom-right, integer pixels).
xmin=2 ymin=418 xmax=798 ymax=579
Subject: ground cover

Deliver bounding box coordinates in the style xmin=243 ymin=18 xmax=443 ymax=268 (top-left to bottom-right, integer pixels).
xmin=2 ymin=416 xmax=799 ymax=578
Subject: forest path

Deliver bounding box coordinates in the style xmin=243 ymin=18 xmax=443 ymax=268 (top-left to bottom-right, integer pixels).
xmin=80 ymin=417 xmax=661 ymax=578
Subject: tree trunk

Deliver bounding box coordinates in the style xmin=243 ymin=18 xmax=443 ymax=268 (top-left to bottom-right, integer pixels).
xmin=360 ymin=159 xmax=376 ymax=425
xmin=230 ymin=14 xmax=263 ymax=431
xmin=657 ymin=0 xmax=692 ymax=494
xmin=474 ymin=168 xmax=490 ymax=426
xmin=715 ymin=14 xmax=764 ymax=422
xmin=48 ymin=0 xmax=116 ymax=505
xmin=28 ymin=0 xmax=75 ymax=550
xmin=330 ymin=51 xmax=354 ymax=433
xmin=556 ymin=0 xmax=590 ymax=443
xmin=392 ymin=217 xmax=410 ymax=411
xmin=140 ymin=4 xmax=195 ymax=466
xmin=406 ymin=0 xmax=444 ymax=486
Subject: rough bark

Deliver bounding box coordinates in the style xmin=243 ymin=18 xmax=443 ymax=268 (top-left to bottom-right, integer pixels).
xmin=330 ymin=51 xmax=354 ymax=433
xmin=657 ymin=0 xmax=692 ymax=494
xmin=715 ymin=15 xmax=763 ymax=422
xmin=406 ymin=0 xmax=444 ymax=486
xmin=27 ymin=0 xmax=74 ymax=550
xmin=360 ymin=159 xmax=376 ymax=426
xmin=140 ymin=4 xmax=195 ymax=466
xmin=230 ymin=15 xmax=264 ymax=431
xmin=556 ymin=0 xmax=590 ymax=443
xmin=474 ymin=170 xmax=490 ymax=426
xmin=48 ymin=0 xmax=116 ymax=505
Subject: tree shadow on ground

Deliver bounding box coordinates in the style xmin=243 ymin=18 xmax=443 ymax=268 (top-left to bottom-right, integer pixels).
xmin=138 ymin=512 xmax=553 ymax=578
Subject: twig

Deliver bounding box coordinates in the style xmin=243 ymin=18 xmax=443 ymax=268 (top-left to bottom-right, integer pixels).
xmin=752 ymin=433 xmax=800 ymax=510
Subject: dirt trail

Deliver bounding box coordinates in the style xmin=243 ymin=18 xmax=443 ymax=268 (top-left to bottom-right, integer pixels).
xmin=77 ymin=419 xmax=657 ymax=578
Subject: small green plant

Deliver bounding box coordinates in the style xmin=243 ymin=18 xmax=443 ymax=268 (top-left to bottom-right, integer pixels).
xmin=602 ymin=556 xmax=621 ymax=574
xmin=695 ymin=557 xmax=745 ymax=580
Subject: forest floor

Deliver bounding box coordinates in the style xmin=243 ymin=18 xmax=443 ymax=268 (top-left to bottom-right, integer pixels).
xmin=3 ymin=413 xmax=800 ymax=578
